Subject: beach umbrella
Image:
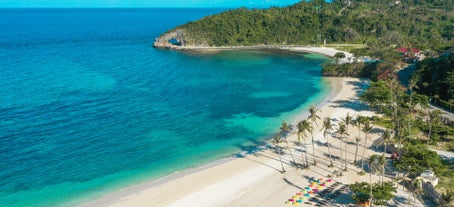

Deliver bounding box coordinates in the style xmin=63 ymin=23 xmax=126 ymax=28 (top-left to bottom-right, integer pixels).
xmin=288 ymin=198 xmax=295 ymax=202
xmin=296 ymin=192 xmax=303 ymax=196
xmin=305 ymin=187 xmax=311 ymax=191
xmin=296 ymin=199 xmax=303 ymax=203
xmin=304 ymin=193 xmax=310 ymax=197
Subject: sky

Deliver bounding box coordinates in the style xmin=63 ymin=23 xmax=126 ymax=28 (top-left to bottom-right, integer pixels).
xmin=0 ymin=0 xmax=306 ymax=8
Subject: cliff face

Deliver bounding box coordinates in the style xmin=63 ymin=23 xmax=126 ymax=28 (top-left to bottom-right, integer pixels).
xmin=152 ymin=29 xmax=186 ymax=48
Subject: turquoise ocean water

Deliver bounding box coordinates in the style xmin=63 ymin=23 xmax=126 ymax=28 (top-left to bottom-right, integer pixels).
xmin=0 ymin=8 xmax=330 ymax=206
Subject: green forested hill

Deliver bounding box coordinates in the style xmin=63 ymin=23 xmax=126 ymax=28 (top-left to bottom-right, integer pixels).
xmin=412 ymin=52 xmax=454 ymax=106
xmin=162 ymin=0 xmax=453 ymax=52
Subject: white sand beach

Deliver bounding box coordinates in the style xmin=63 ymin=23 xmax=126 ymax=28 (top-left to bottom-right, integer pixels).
xmin=172 ymin=45 xmax=355 ymax=63
xmin=82 ymin=76 xmax=426 ymax=207
xmin=285 ymin=46 xmax=355 ymax=63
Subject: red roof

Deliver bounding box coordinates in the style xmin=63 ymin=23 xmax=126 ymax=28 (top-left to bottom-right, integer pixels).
xmin=410 ymin=48 xmax=421 ymax=53
xmin=397 ymin=48 xmax=407 ymax=53
xmin=396 ymin=48 xmax=421 ymax=53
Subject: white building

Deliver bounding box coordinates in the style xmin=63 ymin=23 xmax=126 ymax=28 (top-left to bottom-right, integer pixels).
xmin=419 ymin=170 xmax=439 ymax=187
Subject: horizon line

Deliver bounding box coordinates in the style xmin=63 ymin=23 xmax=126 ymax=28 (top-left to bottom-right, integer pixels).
xmin=0 ymin=5 xmax=287 ymax=9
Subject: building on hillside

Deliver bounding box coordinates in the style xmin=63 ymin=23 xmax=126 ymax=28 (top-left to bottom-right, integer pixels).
xmin=396 ymin=48 xmax=425 ymax=62
xmin=418 ymin=170 xmax=439 ymax=187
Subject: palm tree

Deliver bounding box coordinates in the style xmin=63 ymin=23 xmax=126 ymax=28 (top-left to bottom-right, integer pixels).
xmin=354 ymin=115 xmax=365 ymax=164
xmin=336 ymin=123 xmax=348 ymax=171
xmin=368 ymin=154 xmax=387 ymax=204
xmin=321 ymin=117 xmax=335 ymax=167
xmin=407 ymin=78 xmax=418 ymax=139
xmin=380 ymin=130 xmax=392 ymax=184
xmin=273 ymin=133 xmax=285 ymax=173
xmin=381 ymin=130 xmax=392 ymax=156
xmin=361 ymin=121 xmax=373 ymax=173
xmin=354 ymin=136 xmax=362 ymax=165
xmin=408 ymin=79 xmax=417 ymax=108
xmin=280 ymin=121 xmax=296 ymax=166
xmin=378 ymin=154 xmax=386 ymax=185
xmin=369 ymin=154 xmax=379 ymax=206
xmin=342 ymin=113 xmax=353 ymax=166
xmin=297 ymin=119 xmax=312 ymax=168
xmin=427 ymin=109 xmax=441 ymax=144
xmin=342 ymin=113 xmax=353 ymax=132
xmin=308 ymin=105 xmax=320 ymax=165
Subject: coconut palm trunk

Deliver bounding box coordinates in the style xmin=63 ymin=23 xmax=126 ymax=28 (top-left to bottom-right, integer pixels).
xmin=303 ymin=133 xmax=309 ymax=167
xmin=344 ymin=135 xmax=348 ymax=171
xmin=297 ymin=132 xmax=306 ymax=168
xmin=427 ymin=110 xmax=441 ymax=145
xmin=354 ymin=136 xmax=361 ymax=165
xmin=321 ymin=117 xmax=334 ymax=167
xmin=407 ymin=79 xmax=417 ymax=139
xmin=362 ymin=122 xmax=372 ymax=172
xmin=339 ymin=135 xmax=343 ymax=170
xmin=342 ymin=114 xmax=353 ymax=169
xmin=284 ymin=140 xmax=295 ymax=166
xmin=308 ymin=105 xmax=320 ymax=165
xmin=379 ymin=154 xmax=385 ymax=185
xmin=327 ymin=138 xmax=333 ymax=167
xmin=369 ymin=154 xmax=379 ymax=207
xmin=336 ymin=123 xmax=348 ymax=171
xmin=273 ymin=133 xmax=285 ymax=173
xmin=369 ymin=168 xmax=373 ymax=206
xmin=381 ymin=130 xmax=391 ymax=184
xmin=280 ymin=121 xmax=296 ymax=166
xmin=354 ymin=115 xmax=364 ymax=164
xmin=298 ymin=119 xmax=311 ymax=168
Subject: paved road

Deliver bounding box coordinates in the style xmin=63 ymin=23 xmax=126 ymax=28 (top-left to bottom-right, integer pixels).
xmin=429 ymin=148 xmax=454 ymax=162
xmin=429 ymin=104 xmax=454 ymax=121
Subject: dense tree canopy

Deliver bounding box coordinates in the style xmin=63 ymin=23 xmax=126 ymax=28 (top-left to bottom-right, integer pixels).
xmin=412 ymin=53 xmax=454 ymax=106
xmin=350 ymin=181 xmax=396 ymax=206
xmin=162 ymin=0 xmax=454 ymax=51
xmin=360 ymin=80 xmax=392 ymax=110
xmin=394 ymin=144 xmax=444 ymax=176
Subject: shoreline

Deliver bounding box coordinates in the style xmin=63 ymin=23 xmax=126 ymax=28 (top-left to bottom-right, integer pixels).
xmin=81 ymin=47 xmax=363 ymax=207
xmin=80 ymin=78 xmax=339 ymax=207
xmin=162 ymin=45 xmax=355 ymax=63
xmin=82 ymin=76 xmax=373 ymax=207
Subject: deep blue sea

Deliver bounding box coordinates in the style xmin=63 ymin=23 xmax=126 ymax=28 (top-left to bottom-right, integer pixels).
xmin=0 ymin=8 xmax=330 ymax=206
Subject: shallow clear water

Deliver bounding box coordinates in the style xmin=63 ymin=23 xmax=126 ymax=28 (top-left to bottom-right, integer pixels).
xmin=0 ymin=8 xmax=329 ymax=206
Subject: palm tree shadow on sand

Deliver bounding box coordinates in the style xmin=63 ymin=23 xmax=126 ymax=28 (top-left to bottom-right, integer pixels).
xmin=283 ymin=178 xmax=303 ymax=190
xmin=233 ymin=142 xmax=289 ymax=173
